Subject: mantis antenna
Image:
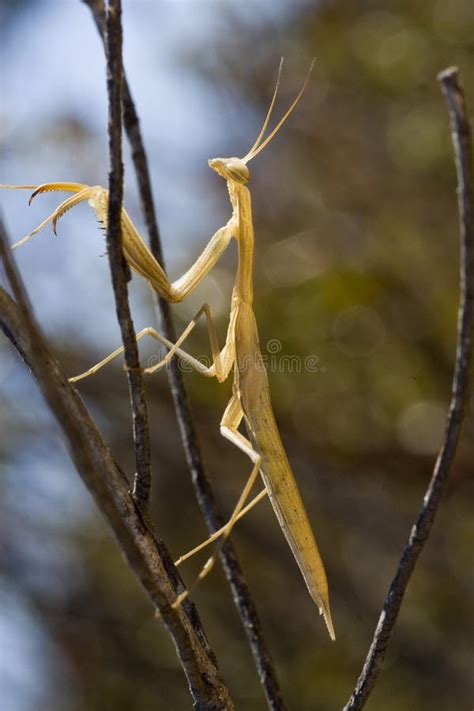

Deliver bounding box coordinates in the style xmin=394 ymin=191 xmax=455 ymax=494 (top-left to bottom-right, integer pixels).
xmin=244 ymin=57 xmax=284 ymax=158
xmin=243 ymin=58 xmax=316 ymax=163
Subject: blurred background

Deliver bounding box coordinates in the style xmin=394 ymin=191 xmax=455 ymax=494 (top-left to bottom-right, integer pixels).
xmin=1 ymin=1 xmax=473 ymax=709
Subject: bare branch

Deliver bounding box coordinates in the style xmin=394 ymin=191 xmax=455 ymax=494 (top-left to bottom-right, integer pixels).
xmin=343 ymin=66 xmax=473 ymax=711
xmin=0 ymin=219 xmax=234 ymax=710
xmin=82 ymin=1 xmax=286 ymax=707
xmin=103 ymin=0 xmax=152 ymax=511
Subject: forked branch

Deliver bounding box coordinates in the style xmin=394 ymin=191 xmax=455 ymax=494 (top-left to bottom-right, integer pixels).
xmin=0 ymin=219 xmax=234 ymax=710
xmin=343 ymin=66 xmax=473 ymax=711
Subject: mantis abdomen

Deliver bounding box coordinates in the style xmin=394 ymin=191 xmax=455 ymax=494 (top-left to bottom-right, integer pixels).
xmin=245 ymin=386 xmax=334 ymax=639
xmin=236 ymin=304 xmax=334 ymax=639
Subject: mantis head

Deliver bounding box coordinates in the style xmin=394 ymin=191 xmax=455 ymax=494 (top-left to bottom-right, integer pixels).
xmin=208 ymin=157 xmax=249 ymax=184
xmin=208 ymin=58 xmax=314 ymax=185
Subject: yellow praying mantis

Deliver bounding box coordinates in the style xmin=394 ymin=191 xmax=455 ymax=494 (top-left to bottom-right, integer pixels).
xmin=1 ymin=60 xmax=335 ymax=640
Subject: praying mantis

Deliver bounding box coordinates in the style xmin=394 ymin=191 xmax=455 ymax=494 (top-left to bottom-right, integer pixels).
xmin=1 ymin=61 xmax=335 ymax=640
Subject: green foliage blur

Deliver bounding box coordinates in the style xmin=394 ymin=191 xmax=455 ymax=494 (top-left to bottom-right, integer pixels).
xmin=1 ymin=1 xmax=473 ymax=709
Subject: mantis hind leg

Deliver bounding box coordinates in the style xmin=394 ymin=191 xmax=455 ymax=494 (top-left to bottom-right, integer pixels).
xmin=172 ymin=394 xmax=267 ymax=607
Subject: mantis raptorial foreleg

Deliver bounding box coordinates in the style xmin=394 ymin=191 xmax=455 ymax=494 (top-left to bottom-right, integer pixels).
xmin=0 ymin=183 xmax=238 ymax=304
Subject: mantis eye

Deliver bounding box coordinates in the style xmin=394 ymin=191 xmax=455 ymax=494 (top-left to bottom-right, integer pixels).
xmin=226 ymin=159 xmax=250 ymax=184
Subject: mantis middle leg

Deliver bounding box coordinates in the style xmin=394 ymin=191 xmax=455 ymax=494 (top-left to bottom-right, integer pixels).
xmin=70 ymin=302 xmax=235 ymax=383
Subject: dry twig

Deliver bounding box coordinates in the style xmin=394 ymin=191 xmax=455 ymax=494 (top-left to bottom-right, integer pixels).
xmin=104 ymin=0 xmax=151 ymax=511
xmin=0 ymin=217 xmax=234 ymax=710
xmin=343 ymin=66 xmax=473 ymax=711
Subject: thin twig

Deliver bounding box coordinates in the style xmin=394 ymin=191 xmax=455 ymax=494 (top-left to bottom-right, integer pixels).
xmin=0 ymin=219 xmax=234 ymax=710
xmin=104 ymin=0 xmax=151 ymax=511
xmin=82 ymin=2 xmax=287 ymax=707
xmin=343 ymin=66 xmax=473 ymax=711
